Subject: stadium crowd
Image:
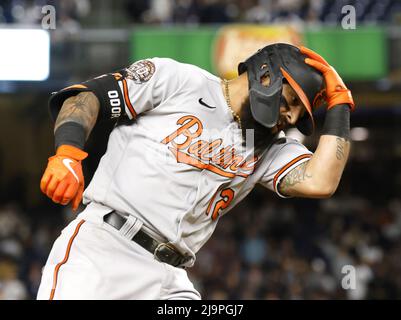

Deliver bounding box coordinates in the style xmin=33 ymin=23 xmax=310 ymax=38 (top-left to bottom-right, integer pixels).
xmin=126 ymin=0 xmax=401 ymax=25
xmin=1 ymin=0 xmax=401 ymax=27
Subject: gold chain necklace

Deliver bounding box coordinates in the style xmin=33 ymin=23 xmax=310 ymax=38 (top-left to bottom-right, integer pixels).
xmin=223 ymin=79 xmax=242 ymax=129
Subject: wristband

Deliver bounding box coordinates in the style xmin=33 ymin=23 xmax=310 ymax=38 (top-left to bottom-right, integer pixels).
xmin=54 ymin=122 xmax=86 ymax=151
xmin=321 ymin=105 xmax=350 ymax=140
xmin=56 ymin=144 xmax=88 ymax=160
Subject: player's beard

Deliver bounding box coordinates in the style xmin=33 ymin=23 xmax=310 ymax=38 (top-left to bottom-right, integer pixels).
xmin=239 ymin=98 xmax=276 ymax=153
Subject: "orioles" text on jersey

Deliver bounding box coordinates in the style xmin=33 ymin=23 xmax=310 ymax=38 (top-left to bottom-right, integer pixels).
xmin=161 ymin=115 xmax=258 ymax=179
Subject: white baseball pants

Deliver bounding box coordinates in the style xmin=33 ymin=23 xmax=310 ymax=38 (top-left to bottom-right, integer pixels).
xmin=36 ymin=205 xmax=201 ymax=300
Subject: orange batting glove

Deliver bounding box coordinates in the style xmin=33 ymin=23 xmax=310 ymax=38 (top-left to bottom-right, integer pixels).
xmin=300 ymin=46 xmax=355 ymax=111
xmin=40 ymin=145 xmax=88 ymax=211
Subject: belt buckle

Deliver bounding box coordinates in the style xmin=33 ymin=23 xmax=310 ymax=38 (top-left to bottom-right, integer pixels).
xmin=154 ymin=243 xmax=184 ymax=267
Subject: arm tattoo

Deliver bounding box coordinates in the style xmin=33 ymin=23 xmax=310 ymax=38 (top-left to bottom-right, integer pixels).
xmin=279 ymin=161 xmax=312 ymax=195
xmin=54 ymin=92 xmax=100 ymax=140
xmin=336 ymin=137 xmax=346 ymax=161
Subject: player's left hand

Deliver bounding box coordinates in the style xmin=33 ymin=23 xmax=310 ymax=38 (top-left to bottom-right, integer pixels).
xmin=300 ymin=46 xmax=355 ymax=110
xmin=40 ymin=145 xmax=88 ymax=211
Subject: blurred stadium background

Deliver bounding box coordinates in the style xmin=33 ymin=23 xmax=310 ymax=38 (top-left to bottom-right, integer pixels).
xmin=1 ymin=0 xmax=401 ymax=300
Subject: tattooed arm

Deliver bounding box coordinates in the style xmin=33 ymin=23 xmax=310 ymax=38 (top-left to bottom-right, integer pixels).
xmin=39 ymin=91 xmax=100 ymax=210
xmin=54 ymin=91 xmax=100 ymax=140
xmin=281 ymin=46 xmax=354 ymax=199
xmin=279 ymin=135 xmax=350 ymax=198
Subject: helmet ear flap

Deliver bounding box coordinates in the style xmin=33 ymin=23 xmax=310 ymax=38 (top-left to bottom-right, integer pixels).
xmin=241 ymin=45 xmax=285 ymax=129
xmin=249 ymin=80 xmax=282 ymax=129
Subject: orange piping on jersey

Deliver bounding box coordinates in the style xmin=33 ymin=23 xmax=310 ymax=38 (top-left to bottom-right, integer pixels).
xmin=273 ymin=154 xmax=312 ymax=193
xmin=122 ymin=79 xmax=137 ymax=119
xmin=49 ymin=220 xmax=86 ymax=300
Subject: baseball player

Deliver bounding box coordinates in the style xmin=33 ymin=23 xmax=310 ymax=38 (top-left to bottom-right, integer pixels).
xmin=37 ymin=44 xmax=354 ymax=300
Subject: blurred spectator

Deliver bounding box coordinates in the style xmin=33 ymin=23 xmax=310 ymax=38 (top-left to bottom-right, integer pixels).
xmin=240 ymin=225 xmax=267 ymax=265
xmin=142 ymin=0 xmax=174 ymax=24
xmin=125 ymin=0 xmax=150 ymax=23
xmin=0 ymin=257 xmax=27 ymax=300
xmin=0 ymin=202 xmax=65 ymax=299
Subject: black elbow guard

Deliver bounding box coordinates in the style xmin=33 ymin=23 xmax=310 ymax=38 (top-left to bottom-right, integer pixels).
xmin=48 ymin=72 xmax=125 ymax=123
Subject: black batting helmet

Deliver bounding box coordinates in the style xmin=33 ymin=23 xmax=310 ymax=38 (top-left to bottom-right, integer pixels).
xmin=238 ymin=43 xmax=325 ymax=135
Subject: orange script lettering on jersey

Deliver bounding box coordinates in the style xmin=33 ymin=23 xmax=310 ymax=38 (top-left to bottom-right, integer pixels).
xmin=161 ymin=115 xmax=258 ymax=178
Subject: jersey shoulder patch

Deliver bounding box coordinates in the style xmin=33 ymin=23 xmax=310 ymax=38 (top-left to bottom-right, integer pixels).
xmin=125 ymin=60 xmax=156 ymax=84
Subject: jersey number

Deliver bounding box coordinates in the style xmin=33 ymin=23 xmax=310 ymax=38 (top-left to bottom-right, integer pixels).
xmin=207 ymin=188 xmax=235 ymax=221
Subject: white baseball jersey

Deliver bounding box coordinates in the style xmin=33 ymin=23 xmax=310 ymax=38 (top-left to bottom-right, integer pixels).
xmin=83 ymin=58 xmax=312 ymax=266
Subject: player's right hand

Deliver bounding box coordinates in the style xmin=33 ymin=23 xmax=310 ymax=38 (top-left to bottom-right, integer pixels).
xmin=40 ymin=145 xmax=88 ymax=211
xmin=300 ymin=46 xmax=355 ymax=111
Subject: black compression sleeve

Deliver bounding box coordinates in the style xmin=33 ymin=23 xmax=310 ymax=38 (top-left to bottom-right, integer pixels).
xmin=321 ymin=105 xmax=350 ymax=140
xmin=54 ymin=122 xmax=86 ymax=151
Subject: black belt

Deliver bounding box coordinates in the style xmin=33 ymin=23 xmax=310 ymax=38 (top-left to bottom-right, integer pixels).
xmin=103 ymin=211 xmax=190 ymax=267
